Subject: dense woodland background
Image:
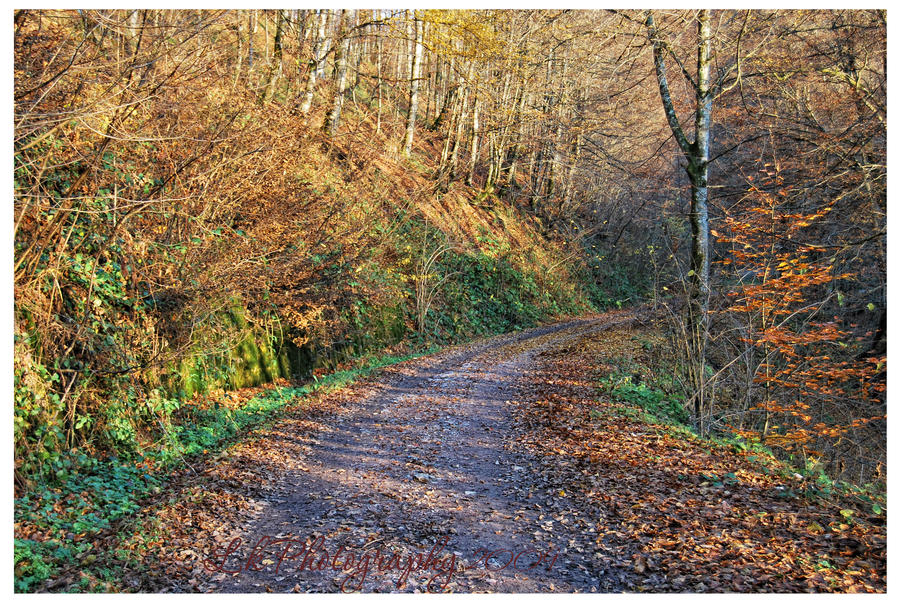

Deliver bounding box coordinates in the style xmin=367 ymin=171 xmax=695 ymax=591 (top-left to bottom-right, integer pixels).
xmin=14 ymin=9 xmax=885 ymax=499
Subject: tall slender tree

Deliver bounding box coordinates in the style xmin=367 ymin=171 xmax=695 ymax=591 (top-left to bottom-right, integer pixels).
xmin=402 ymin=10 xmax=425 ymax=156
xmin=324 ymin=9 xmax=351 ymax=134
xmin=260 ymin=10 xmax=284 ymax=104
xmin=300 ymin=9 xmax=328 ymax=114
xmin=645 ymin=9 xmax=713 ymax=429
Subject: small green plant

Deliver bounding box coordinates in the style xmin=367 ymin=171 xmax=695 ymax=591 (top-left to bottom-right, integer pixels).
xmin=816 ymin=557 xmax=835 ymax=571
xmin=700 ymin=472 xmax=739 ymax=488
xmin=600 ymin=374 xmax=691 ymax=426
xmin=14 ymin=539 xmax=55 ymax=592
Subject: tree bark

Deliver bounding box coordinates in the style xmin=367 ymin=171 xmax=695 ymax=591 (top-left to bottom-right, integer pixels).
xmin=431 ymin=84 xmax=458 ymax=131
xmin=401 ymin=11 xmax=424 ymax=157
xmin=375 ymin=17 xmax=383 ymax=134
xmin=466 ymin=94 xmax=480 ymax=186
xmin=646 ymin=9 xmax=713 ymax=430
xmin=247 ymin=10 xmax=257 ymax=78
xmin=300 ymin=9 xmax=328 ymax=114
xmin=232 ymin=15 xmax=243 ymax=90
xmin=260 ymin=10 xmax=284 ymax=104
xmin=324 ymin=10 xmax=350 ymax=135
xmin=500 ymin=79 xmax=528 ymax=195
xmin=317 ymin=9 xmax=334 ymax=79
xmin=449 ymin=63 xmax=474 ymax=180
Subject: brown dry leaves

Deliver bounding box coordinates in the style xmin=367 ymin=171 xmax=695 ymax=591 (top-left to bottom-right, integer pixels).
xmin=512 ymin=320 xmax=885 ymax=593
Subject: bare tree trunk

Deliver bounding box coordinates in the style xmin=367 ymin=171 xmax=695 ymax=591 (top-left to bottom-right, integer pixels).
xmin=401 ymin=11 xmax=424 ymax=157
xmin=501 ymin=80 xmax=528 ymax=195
xmin=375 ymin=18 xmax=383 ymax=134
xmin=449 ymin=63 xmax=473 ymax=180
xmin=394 ymin=15 xmax=404 ymax=116
xmin=318 ymin=9 xmax=334 ymax=79
xmin=232 ymin=15 xmax=244 ymax=91
xmin=260 ymin=10 xmax=284 ymax=104
xmin=426 ymin=50 xmax=437 ymax=126
xmin=466 ymin=93 xmax=480 ymax=186
xmin=431 ymin=83 xmax=458 ymax=131
xmin=296 ymin=9 xmax=310 ymax=58
xmin=488 ymin=69 xmax=513 ymax=188
xmin=352 ymin=10 xmax=363 ymax=90
xmin=127 ymin=9 xmax=140 ymax=57
xmin=690 ymin=11 xmax=712 ymax=314
xmin=324 ymin=10 xmax=350 ymax=135
xmin=647 ymin=9 xmax=713 ymax=431
xmin=533 ymin=49 xmax=556 ymax=206
xmin=300 ymin=9 xmax=328 ymax=114
xmin=486 ymin=132 xmax=501 ymax=190
xmin=562 ymin=131 xmax=582 ymax=208
xmin=405 ymin=13 xmax=414 ymax=87
xmin=264 ymin=9 xmax=270 ymax=64
xmin=526 ymin=142 xmax=538 ymax=210
xmin=247 ymin=10 xmax=257 ymax=83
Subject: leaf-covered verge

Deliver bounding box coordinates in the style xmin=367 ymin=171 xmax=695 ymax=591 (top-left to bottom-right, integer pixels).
xmin=513 ymin=314 xmax=885 ymax=593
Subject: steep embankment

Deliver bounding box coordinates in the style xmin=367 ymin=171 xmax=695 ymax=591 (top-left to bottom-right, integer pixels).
xmin=171 ymin=113 xmax=608 ymax=407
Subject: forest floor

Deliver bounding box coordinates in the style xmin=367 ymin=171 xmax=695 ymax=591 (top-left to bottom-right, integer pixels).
xmin=78 ymin=309 xmax=884 ymax=593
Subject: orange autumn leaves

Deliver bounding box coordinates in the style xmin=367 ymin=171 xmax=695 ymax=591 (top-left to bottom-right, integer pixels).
xmin=716 ymin=175 xmax=885 ymax=451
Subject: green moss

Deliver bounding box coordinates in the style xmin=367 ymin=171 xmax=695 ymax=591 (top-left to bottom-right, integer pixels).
xmin=163 ymin=301 xmax=300 ymax=398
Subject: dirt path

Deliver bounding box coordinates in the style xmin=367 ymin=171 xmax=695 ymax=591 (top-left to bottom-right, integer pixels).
xmin=184 ymin=312 xmax=634 ymax=593
xmin=127 ymin=307 xmax=883 ymax=594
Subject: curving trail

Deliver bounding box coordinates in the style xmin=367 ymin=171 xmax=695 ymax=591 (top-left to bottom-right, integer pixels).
xmin=189 ymin=312 xmax=635 ymax=593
